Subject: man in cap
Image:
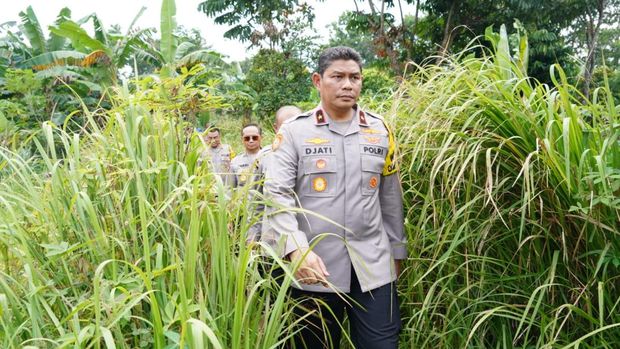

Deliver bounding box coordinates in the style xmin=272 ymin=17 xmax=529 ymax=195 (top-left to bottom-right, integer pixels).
xmin=265 ymin=46 xmax=407 ymax=348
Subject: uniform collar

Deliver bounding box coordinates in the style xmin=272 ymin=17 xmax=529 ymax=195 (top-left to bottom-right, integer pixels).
xmin=243 ymin=151 xmax=259 ymax=159
xmin=313 ymin=105 xmax=369 ymax=127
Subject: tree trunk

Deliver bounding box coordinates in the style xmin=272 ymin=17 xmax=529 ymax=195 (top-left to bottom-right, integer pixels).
xmin=582 ymin=0 xmax=606 ymax=100
xmin=412 ymin=0 xmax=420 ymax=44
xmin=437 ymin=0 xmax=458 ymax=63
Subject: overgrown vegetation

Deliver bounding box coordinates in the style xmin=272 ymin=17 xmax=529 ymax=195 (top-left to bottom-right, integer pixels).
xmin=394 ymin=26 xmax=619 ymax=348
xmin=1 ymin=24 xmax=618 ymax=347
xmin=1 ymin=0 xmax=619 ymax=347
xmin=0 ymin=69 xmax=300 ymax=348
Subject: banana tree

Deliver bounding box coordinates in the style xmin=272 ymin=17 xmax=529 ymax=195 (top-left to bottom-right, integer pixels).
xmin=157 ymin=0 xmax=227 ymax=77
xmin=14 ymin=7 xmax=86 ymax=69
xmin=45 ymin=7 xmax=158 ymax=85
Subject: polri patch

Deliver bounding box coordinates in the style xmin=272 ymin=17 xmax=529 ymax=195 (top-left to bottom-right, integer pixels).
xmin=361 ymin=145 xmax=386 ymax=157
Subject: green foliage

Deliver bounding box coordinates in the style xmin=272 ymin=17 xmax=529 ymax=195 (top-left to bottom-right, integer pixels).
xmin=17 ymin=6 xmax=46 ymax=56
xmin=130 ymin=64 xmax=226 ymax=124
xmin=361 ymin=67 xmax=396 ymax=99
xmin=0 ymin=68 xmax=300 ymax=347
xmin=3 ymin=67 xmax=41 ymax=94
xmin=2 ymin=2 xmax=620 ymax=347
xmin=0 ymin=69 xmax=45 ymax=123
xmin=0 ymin=110 xmax=8 ymax=132
xmin=394 ymin=26 xmax=619 ymax=348
xmin=245 ymin=49 xmax=311 ymax=120
xmin=327 ymin=11 xmax=378 ymax=66
xmin=198 ymin=0 xmax=305 ymax=46
xmin=160 ymin=0 xmax=177 ymax=67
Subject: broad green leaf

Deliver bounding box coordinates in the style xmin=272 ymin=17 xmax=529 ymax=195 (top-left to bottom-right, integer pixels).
xmin=19 ymin=50 xmax=86 ymax=69
xmin=48 ymin=7 xmax=72 ymax=51
xmin=160 ymin=0 xmax=177 ymax=65
xmin=90 ymin=14 xmax=108 ymax=46
xmin=18 ymin=6 xmax=46 ymax=54
xmin=0 ymin=111 xmax=8 ymax=132
xmin=49 ymin=20 xmax=109 ymax=55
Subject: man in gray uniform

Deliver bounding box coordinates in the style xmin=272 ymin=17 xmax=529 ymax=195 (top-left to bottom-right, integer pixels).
xmin=231 ymin=123 xmax=263 ymax=241
xmin=231 ymin=123 xmax=263 ymax=188
xmin=199 ymin=126 xmax=235 ymax=185
xmin=254 ymin=106 xmax=303 ymax=243
xmin=265 ymin=46 xmax=406 ymax=348
xmin=257 ymin=106 xmax=304 ymax=181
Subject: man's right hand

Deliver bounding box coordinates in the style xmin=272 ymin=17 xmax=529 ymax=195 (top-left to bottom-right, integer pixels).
xmin=288 ymin=248 xmax=330 ymax=287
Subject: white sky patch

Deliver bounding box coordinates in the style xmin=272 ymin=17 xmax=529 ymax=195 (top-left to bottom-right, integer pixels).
xmin=0 ymin=0 xmax=416 ymax=62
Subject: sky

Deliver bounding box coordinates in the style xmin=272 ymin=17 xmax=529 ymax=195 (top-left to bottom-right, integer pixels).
xmin=0 ymin=0 xmax=416 ymax=62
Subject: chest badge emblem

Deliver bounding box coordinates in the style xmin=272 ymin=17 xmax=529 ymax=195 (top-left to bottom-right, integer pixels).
xmin=361 ymin=128 xmax=384 ymax=135
xmin=369 ymin=176 xmax=378 ymax=189
xmin=313 ymin=177 xmax=327 ymax=192
xmin=364 ymin=136 xmax=381 ymax=144
xmin=316 ymin=159 xmax=327 ymax=169
xmin=305 ymin=137 xmax=330 ymax=145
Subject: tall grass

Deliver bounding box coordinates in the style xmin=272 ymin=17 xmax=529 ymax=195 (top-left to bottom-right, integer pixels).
xmin=1 ymin=28 xmax=619 ymax=348
xmin=394 ymin=27 xmax=619 ymax=348
xmin=0 ymin=75 xmax=297 ymax=348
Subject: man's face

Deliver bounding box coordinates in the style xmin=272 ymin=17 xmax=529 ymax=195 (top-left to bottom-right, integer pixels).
xmin=205 ymin=130 xmax=221 ymax=148
xmin=242 ymin=126 xmax=261 ymax=153
xmin=312 ymin=59 xmax=362 ymax=113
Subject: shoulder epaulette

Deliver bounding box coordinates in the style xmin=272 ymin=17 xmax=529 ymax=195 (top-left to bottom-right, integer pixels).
xmin=284 ymin=111 xmax=312 ymax=124
xmin=364 ymin=111 xmax=385 ymax=121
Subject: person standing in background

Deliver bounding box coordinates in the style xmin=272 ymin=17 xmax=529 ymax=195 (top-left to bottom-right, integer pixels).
xmin=230 ymin=123 xmax=264 ymax=241
xmin=257 ymin=105 xmax=303 ymax=245
xmin=230 ymin=123 xmax=263 ymax=188
xmin=199 ymin=126 xmax=235 ymax=186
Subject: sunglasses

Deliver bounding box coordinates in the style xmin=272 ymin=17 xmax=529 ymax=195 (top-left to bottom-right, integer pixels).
xmin=243 ymin=135 xmax=260 ymax=141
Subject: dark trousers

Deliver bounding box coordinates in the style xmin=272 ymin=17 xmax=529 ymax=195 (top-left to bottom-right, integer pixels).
xmin=291 ymin=268 xmax=401 ymax=349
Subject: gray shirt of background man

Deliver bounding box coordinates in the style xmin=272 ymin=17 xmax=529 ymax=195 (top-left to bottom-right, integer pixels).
xmin=230 ymin=124 xmax=264 ymax=241
xmin=256 ymin=106 xmax=303 ymax=243
xmin=199 ymin=129 xmax=234 ymax=186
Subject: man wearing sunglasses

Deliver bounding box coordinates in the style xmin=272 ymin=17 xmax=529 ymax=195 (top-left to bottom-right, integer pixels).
xmin=231 ymin=123 xmax=264 ymax=241
xmin=231 ymin=123 xmax=263 ymax=188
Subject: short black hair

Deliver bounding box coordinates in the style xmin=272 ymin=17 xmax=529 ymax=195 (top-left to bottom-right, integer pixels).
xmin=317 ymin=46 xmax=363 ymax=76
xmin=206 ymin=125 xmax=220 ymax=134
xmin=242 ymin=122 xmax=262 ymax=135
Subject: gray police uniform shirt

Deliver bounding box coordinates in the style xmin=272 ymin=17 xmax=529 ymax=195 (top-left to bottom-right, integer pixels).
xmin=201 ymin=144 xmax=234 ymax=185
xmin=231 ymin=152 xmax=259 ymax=188
xmin=231 ymin=151 xmax=262 ymax=240
xmin=255 ymin=144 xmax=278 ymax=242
xmin=264 ymin=105 xmax=407 ymax=293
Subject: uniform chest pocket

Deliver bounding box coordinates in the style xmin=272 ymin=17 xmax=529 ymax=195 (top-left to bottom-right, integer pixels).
xmin=361 ymin=155 xmax=383 ymax=196
xmin=301 ymin=155 xmax=337 ymax=197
